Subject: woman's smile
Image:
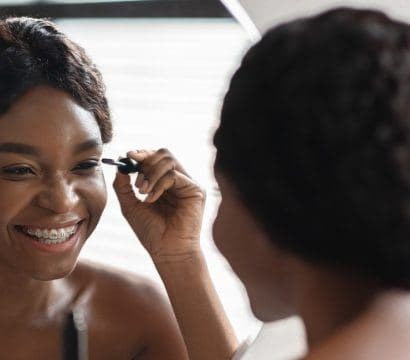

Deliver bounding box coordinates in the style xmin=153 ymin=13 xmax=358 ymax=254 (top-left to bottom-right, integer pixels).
xmin=12 ymin=219 xmax=86 ymax=253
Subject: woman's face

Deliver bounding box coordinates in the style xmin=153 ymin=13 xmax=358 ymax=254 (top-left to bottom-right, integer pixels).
xmin=213 ymin=171 xmax=293 ymax=321
xmin=0 ymin=85 xmax=107 ymax=280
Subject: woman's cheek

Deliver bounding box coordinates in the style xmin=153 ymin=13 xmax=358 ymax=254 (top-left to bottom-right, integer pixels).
xmin=83 ymin=172 xmax=107 ymax=228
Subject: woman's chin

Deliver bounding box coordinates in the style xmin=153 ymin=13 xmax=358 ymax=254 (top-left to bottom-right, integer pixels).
xmin=249 ymin=292 xmax=294 ymax=322
xmin=30 ymin=262 xmax=77 ymax=281
xmin=251 ymin=304 xmax=294 ymax=322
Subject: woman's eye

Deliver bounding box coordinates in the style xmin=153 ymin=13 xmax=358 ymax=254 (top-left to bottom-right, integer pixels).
xmin=73 ymin=161 xmax=100 ymax=172
xmin=1 ymin=166 xmax=35 ymax=178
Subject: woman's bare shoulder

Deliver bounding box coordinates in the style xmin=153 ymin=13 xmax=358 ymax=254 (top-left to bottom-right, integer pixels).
xmin=67 ymin=261 xmax=178 ymax=357
xmin=305 ymin=290 xmax=410 ymax=360
xmin=70 ymin=260 xmax=168 ymax=314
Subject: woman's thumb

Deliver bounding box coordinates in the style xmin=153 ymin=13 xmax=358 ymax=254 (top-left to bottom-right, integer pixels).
xmin=112 ymin=171 xmax=142 ymax=217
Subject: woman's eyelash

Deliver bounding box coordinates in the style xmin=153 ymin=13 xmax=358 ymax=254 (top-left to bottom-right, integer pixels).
xmin=2 ymin=166 xmax=35 ymax=176
xmin=0 ymin=162 xmax=100 ymax=178
xmin=73 ymin=161 xmax=100 ymax=171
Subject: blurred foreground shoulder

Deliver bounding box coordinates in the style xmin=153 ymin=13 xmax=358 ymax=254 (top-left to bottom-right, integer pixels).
xmin=305 ymin=290 xmax=410 ymax=360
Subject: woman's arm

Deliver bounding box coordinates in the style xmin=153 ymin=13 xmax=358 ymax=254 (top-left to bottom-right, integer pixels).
xmin=155 ymin=251 xmax=238 ymax=360
xmin=113 ymin=149 xmax=239 ymax=360
xmin=130 ymin=281 xmax=190 ymax=360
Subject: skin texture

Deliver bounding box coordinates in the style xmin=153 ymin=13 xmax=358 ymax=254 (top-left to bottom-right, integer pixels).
xmin=0 ymin=85 xmax=188 ymax=359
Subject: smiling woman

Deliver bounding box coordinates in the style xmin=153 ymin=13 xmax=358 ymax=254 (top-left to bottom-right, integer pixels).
xmin=0 ymin=17 xmax=190 ymax=359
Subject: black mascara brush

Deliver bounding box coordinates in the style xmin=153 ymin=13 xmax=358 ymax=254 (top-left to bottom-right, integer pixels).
xmin=102 ymin=157 xmax=141 ymax=174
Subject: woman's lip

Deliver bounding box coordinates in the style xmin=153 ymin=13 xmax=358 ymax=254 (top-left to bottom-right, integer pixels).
xmin=15 ymin=219 xmax=84 ymax=229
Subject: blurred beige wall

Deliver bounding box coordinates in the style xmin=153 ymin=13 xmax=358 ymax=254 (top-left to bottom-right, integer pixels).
xmin=222 ymin=0 xmax=410 ymax=37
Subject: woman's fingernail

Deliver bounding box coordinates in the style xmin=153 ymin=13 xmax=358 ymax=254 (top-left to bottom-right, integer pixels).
xmin=145 ymin=192 xmax=153 ymax=202
xmin=136 ymin=176 xmax=144 ymax=188
xmin=142 ymin=180 xmax=149 ymax=193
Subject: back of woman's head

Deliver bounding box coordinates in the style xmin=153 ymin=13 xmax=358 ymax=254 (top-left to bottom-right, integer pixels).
xmin=0 ymin=17 xmax=112 ymax=142
xmin=214 ymin=8 xmax=410 ymax=288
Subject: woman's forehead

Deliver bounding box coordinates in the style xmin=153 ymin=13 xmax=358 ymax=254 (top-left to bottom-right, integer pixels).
xmin=0 ymin=85 xmax=102 ymax=147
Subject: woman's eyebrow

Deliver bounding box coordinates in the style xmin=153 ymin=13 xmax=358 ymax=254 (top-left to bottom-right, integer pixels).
xmin=0 ymin=140 xmax=102 ymax=156
xmin=0 ymin=142 xmax=39 ymax=156
xmin=73 ymin=139 xmax=103 ymax=154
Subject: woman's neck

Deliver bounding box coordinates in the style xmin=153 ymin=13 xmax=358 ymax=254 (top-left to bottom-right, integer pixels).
xmin=0 ymin=264 xmax=67 ymax=326
xmin=292 ymin=262 xmax=380 ymax=347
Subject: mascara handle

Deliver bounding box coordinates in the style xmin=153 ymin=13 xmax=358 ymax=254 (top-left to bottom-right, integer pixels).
xmin=118 ymin=157 xmax=141 ymax=174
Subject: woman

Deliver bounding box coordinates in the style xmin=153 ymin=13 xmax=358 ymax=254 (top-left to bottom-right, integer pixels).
xmin=0 ymin=17 xmax=191 ymax=359
xmin=115 ymin=8 xmax=410 ymax=360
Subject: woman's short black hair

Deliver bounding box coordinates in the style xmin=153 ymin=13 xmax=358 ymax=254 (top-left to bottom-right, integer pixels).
xmin=214 ymin=8 xmax=410 ymax=288
xmin=0 ymin=17 xmax=112 ymax=142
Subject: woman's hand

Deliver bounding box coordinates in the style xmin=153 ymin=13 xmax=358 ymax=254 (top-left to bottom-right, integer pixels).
xmin=114 ymin=149 xmax=238 ymax=360
xmin=113 ymin=149 xmax=205 ymax=264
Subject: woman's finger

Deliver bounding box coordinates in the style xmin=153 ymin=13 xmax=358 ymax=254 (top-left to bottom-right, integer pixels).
xmin=145 ymin=170 xmax=177 ymax=203
xmin=128 ymin=148 xmax=189 ymax=178
xmin=131 ymin=148 xmax=171 ymax=168
xmin=112 ymin=171 xmax=142 ymax=216
xmin=135 ymin=172 xmax=145 ymax=190
xmin=142 ymin=157 xmax=176 ymax=194
xmin=145 ymin=170 xmax=203 ymax=204
xmin=126 ymin=150 xmax=155 ymax=171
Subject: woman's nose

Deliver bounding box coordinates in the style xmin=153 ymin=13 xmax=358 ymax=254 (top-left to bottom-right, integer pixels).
xmin=35 ymin=175 xmax=80 ymax=214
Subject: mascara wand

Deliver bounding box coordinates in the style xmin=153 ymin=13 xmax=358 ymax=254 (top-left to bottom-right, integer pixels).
xmin=102 ymin=157 xmax=141 ymax=174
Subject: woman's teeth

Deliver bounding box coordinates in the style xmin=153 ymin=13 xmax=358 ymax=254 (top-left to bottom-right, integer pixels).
xmin=22 ymin=225 xmax=77 ymax=244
